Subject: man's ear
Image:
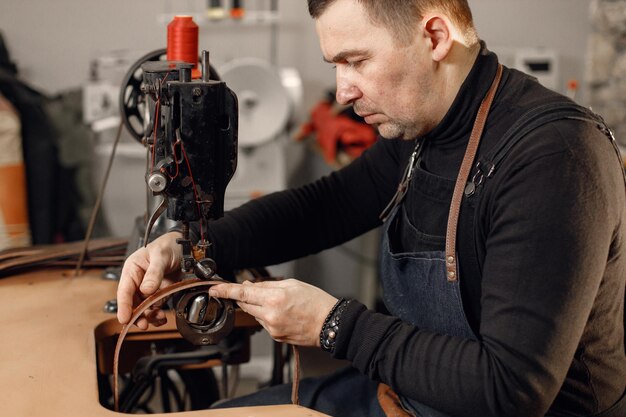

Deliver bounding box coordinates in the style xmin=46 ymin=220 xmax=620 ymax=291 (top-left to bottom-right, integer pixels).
xmin=423 ymin=15 xmax=453 ymax=62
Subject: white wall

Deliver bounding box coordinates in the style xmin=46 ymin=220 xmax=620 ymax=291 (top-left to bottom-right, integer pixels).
xmin=1 ymin=0 xmax=593 ymax=294
xmin=0 ymin=0 xmax=329 ymax=118
xmin=0 ymin=0 xmax=592 ymax=110
xmin=471 ymin=0 xmax=592 ymax=101
xmin=0 ymin=0 xmax=594 ymax=370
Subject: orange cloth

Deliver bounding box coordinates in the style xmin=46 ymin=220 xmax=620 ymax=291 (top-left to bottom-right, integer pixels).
xmin=297 ymin=101 xmax=377 ymax=164
xmin=0 ymin=94 xmax=30 ymax=250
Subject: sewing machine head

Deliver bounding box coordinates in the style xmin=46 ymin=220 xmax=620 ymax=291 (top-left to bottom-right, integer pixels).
xmin=118 ymin=50 xmax=239 ymax=346
xmin=139 ymin=51 xmax=238 ymax=275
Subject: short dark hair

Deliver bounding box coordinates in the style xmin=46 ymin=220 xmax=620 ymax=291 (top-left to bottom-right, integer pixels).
xmin=308 ymin=0 xmax=478 ymax=45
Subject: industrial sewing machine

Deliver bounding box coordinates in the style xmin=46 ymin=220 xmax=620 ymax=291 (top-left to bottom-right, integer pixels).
xmin=0 ymin=7 xmax=322 ymax=413
xmin=107 ymin=48 xmax=244 ymax=410
xmin=90 ymin=13 xmax=300 ymax=409
xmin=127 ymin=50 xmax=238 ymax=344
xmin=0 ymin=46 xmax=326 ymax=415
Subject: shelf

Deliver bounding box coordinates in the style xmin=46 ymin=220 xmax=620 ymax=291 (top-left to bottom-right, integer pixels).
xmin=157 ymin=10 xmax=280 ymax=27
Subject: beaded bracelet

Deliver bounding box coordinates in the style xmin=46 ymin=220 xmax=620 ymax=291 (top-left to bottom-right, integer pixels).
xmin=320 ymin=298 xmax=351 ymax=353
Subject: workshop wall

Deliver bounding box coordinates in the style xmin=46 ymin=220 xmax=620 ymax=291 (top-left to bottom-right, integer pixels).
xmin=0 ymin=0 xmax=594 ymax=300
xmin=0 ymin=0 xmax=592 ymax=109
xmin=0 ymin=0 xmax=596 ymax=376
xmin=472 ymin=0 xmax=592 ymax=102
xmin=588 ymin=0 xmax=626 ymax=146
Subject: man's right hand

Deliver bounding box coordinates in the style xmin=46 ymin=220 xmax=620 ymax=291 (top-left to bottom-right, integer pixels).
xmin=116 ymin=231 xmax=184 ymax=329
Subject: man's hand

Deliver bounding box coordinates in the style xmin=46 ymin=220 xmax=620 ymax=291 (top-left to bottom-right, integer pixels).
xmin=116 ymin=231 xmax=183 ymax=329
xmin=209 ymin=279 xmax=338 ymax=347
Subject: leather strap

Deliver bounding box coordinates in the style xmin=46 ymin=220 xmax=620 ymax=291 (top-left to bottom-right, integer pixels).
xmin=113 ymin=278 xmax=301 ymax=411
xmin=114 ymin=278 xmax=220 ymax=411
xmin=377 ymin=383 xmax=414 ymax=417
xmin=291 ymin=344 xmax=300 ymax=405
xmin=445 ymin=64 xmax=503 ymax=282
xmin=0 ymin=237 xmax=127 ymax=276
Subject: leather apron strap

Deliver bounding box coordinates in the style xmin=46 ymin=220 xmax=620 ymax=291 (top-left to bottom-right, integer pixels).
xmin=377 ymin=64 xmax=503 ymax=417
xmin=445 ymin=64 xmax=503 ymax=281
xmin=113 ymin=278 xmax=302 ymax=411
xmin=377 ymin=383 xmax=415 ymax=417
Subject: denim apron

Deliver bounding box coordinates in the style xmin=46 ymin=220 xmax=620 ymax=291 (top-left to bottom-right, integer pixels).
xmin=374 ymin=65 xmax=505 ymax=417
xmin=378 ymin=97 xmax=626 ymax=416
xmin=379 ymin=176 xmax=477 ymax=417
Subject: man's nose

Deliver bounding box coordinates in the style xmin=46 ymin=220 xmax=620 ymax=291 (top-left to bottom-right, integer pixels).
xmin=335 ymin=77 xmax=362 ymax=105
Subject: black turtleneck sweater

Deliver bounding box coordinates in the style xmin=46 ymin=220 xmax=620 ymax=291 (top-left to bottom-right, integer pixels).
xmin=199 ymin=47 xmax=626 ymax=416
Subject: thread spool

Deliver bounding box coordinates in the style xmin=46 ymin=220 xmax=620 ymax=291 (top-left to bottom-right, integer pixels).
xmin=207 ymin=0 xmax=226 ymax=20
xmin=231 ymin=0 xmax=245 ymax=20
xmin=167 ymin=15 xmax=200 ymax=79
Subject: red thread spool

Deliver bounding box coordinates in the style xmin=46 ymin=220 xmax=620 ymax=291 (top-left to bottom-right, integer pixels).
xmin=230 ymin=0 xmax=245 ymax=20
xmin=167 ymin=15 xmax=200 ymax=78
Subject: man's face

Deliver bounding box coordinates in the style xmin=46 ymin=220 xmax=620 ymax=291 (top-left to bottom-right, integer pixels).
xmin=315 ymin=0 xmax=437 ymax=140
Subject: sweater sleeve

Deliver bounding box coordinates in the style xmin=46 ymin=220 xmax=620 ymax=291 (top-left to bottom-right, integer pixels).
xmin=196 ymin=138 xmax=408 ymax=272
xmin=331 ymin=121 xmax=625 ymax=417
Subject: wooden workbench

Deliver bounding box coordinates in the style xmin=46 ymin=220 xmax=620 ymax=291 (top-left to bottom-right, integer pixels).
xmin=0 ymin=267 xmax=328 ymax=417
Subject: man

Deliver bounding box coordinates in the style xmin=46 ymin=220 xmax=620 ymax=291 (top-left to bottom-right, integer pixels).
xmin=117 ymin=1 xmax=626 ymax=416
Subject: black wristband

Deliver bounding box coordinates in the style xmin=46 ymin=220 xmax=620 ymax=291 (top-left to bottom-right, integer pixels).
xmin=320 ymin=298 xmax=351 ymax=353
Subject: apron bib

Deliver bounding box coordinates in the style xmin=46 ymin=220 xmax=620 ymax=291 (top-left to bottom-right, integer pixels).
xmin=380 ymin=202 xmax=476 ymax=417
xmin=377 ymin=75 xmax=626 ymax=416
xmin=375 ymin=64 xmax=504 ymax=417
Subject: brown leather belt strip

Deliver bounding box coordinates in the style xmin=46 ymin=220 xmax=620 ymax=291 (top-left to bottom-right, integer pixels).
xmin=113 ymin=278 xmax=301 ymax=411
xmin=0 ymin=237 xmax=127 ymax=276
xmin=113 ymin=278 xmax=218 ymax=411
xmin=445 ymin=64 xmax=503 ymax=282
xmin=291 ymin=344 xmax=300 ymax=405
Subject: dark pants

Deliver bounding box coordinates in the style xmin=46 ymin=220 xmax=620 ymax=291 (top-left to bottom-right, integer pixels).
xmin=213 ymin=366 xmax=387 ymax=417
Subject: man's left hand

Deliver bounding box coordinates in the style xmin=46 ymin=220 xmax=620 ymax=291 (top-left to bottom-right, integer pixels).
xmin=209 ymin=279 xmax=338 ymax=347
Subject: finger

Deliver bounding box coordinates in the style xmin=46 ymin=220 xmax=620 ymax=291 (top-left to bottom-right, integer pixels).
xmin=128 ymin=306 xmax=166 ymax=330
xmin=242 ymin=279 xmax=281 ymax=288
xmin=145 ymin=308 xmax=167 ymax=327
xmin=145 ymin=308 xmax=166 ymax=322
xmin=139 ymin=250 xmax=170 ymax=295
xmin=209 ymin=283 xmax=264 ymax=306
xmin=135 ymin=316 xmax=149 ymax=330
xmin=117 ymin=254 xmax=148 ymax=324
xmin=236 ymin=301 xmax=264 ymax=319
xmin=244 ymin=278 xmax=298 ymax=289
xmin=147 ymin=296 xmax=167 ymax=309
xmin=151 ymin=318 xmax=167 ymax=327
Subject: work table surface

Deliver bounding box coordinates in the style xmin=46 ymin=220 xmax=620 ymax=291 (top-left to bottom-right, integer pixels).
xmin=0 ymin=267 xmax=327 ymax=417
